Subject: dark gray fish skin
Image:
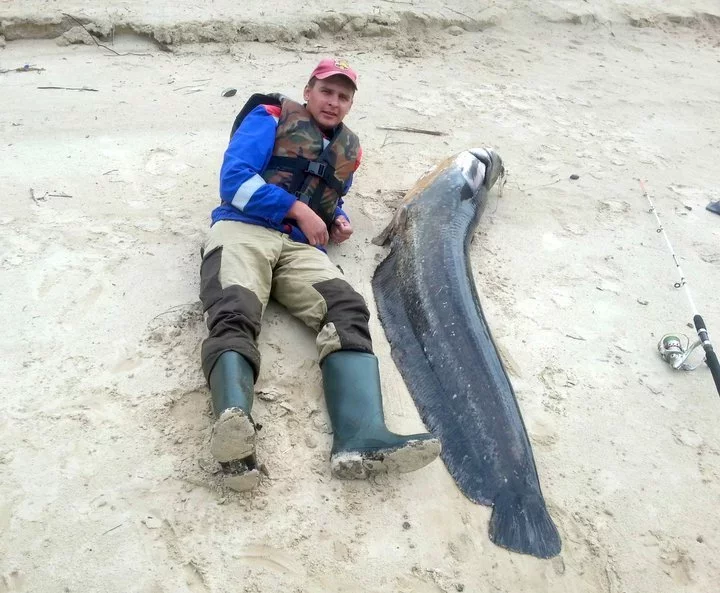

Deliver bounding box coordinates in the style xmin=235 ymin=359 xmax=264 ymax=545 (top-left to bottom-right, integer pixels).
xmin=372 ymin=150 xmax=561 ymax=559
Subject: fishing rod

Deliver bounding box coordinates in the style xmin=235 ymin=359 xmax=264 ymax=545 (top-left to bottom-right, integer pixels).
xmin=640 ymin=180 xmax=720 ymax=399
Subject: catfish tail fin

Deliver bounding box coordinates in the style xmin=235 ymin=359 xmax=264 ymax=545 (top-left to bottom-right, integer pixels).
xmin=489 ymin=489 xmax=562 ymax=559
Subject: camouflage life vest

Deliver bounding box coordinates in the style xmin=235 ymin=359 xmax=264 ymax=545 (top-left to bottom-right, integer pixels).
xmin=232 ymin=93 xmax=360 ymax=228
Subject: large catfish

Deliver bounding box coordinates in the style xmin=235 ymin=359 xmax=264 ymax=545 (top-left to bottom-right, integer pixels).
xmin=372 ymin=149 xmax=561 ymax=558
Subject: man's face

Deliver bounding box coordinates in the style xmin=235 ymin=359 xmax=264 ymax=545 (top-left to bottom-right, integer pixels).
xmin=303 ymin=76 xmax=355 ymax=131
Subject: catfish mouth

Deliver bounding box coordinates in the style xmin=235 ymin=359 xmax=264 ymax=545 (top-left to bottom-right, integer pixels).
xmin=469 ymin=148 xmax=490 ymax=162
xmin=469 ymin=147 xmax=504 ymax=190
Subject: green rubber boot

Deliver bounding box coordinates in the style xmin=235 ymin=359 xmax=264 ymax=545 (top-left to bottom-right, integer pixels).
xmin=208 ymin=352 xmax=258 ymax=490
xmin=321 ymin=351 xmax=441 ymax=479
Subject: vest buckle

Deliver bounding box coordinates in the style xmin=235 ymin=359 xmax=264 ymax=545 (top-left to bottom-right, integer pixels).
xmin=306 ymin=161 xmax=327 ymax=178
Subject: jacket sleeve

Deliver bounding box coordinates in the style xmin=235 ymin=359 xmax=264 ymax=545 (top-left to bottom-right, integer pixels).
xmin=219 ymin=105 xmax=296 ymax=225
xmin=334 ymin=145 xmax=362 ymax=221
xmin=334 ymin=182 xmax=350 ymax=221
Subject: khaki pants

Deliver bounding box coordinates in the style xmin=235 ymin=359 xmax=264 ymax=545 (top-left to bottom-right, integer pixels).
xmin=199 ymin=220 xmax=373 ymax=381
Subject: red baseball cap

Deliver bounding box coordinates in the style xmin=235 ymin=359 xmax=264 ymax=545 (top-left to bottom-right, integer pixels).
xmin=309 ymin=58 xmax=358 ymax=89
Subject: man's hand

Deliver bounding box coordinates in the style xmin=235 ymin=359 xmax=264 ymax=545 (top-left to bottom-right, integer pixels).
xmin=330 ymin=215 xmax=353 ymax=244
xmin=288 ymin=200 xmax=329 ymax=247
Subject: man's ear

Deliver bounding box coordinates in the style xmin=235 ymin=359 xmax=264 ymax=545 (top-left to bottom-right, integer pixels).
xmin=303 ymin=85 xmax=311 ymax=102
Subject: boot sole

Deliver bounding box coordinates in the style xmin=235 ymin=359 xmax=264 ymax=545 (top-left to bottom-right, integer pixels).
xmin=224 ymin=469 xmax=261 ymax=492
xmin=330 ymin=438 xmax=441 ymax=480
xmin=220 ymin=457 xmax=261 ymax=492
xmin=210 ymin=407 xmax=255 ymax=463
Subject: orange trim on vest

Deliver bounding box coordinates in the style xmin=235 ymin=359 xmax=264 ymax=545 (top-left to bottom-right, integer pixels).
xmin=263 ymin=104 xmax=282 ymax=118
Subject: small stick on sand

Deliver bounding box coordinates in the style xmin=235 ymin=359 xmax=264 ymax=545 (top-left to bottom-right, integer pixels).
xmin=37 ymin=86 xmax=99 ymax=92
xmin=0 ymin=65 xmax=46 ymax=74
xmin=377 ymin=126 xmax=446 ymax=136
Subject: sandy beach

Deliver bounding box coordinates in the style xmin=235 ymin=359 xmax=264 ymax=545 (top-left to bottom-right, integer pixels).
xmin=1 ymin=2 xmax=720 ymax=592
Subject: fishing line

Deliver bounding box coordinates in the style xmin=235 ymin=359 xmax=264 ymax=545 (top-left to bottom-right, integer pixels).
xmin=639 ymin=180 xmax=720 ymax=398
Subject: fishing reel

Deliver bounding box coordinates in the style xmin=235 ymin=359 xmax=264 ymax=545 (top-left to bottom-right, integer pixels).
xmin=658 ymin=334 xmax=705 ymax=371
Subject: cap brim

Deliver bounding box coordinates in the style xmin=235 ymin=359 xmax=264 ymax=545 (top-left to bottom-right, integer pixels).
xmin=315 ymin=71 xmax=357 ymax=88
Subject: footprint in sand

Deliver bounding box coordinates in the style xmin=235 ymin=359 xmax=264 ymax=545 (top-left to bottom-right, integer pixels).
xmin=558 ymin=220 xmax=588 ymax=237
xmin=361 ymin=199 xmax=390 ymax=221
xmin=697 ymin=443 xmax=720 ymax=484
xmin=659 ymin=541 xmax=695 ymax=585
xmin=529 ymin=418 xmax=559 ymax=449
xmin=52 ymin=265 xmax=108 ymax=319
xmin=182 ymin=562 xmax=209 ymax=593
xmin=550 ymin=288 xmax=575 ymax=309
xmin=0 ymin=499 xmax=14 ymax=533
xmin=111 ymin=357 xmax=143 ymax=374
xmin=231 ymin=545 xmax=305 ymax=576
xmin=698 ymin=248 xmax=720 ymax=266
xmin=144 ymin=148 xmax=189 ymax=176
xmin=671 ymin=426 xmax=704 ymax=449
xmin=538 ymin=365 xmax=576 ymax=416
xmin=168 ymin=390 xmax=209 ymax=432
xmin=551 ymin=508 xmax=621 ymax=592
xmin=143 ymin=148 xmax=190 ymax=194
xmin=0 ymin=571 xmax=26 ymax=593
xmin=446 ymin=532 xmax=476 ymax=563
xmin=595 ymin=199 xmax=631 ymax=225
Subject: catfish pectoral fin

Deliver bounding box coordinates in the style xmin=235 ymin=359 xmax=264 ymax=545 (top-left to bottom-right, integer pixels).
xmin=372 ymin=205 xmax=409 ymax=246
xmin=489 ymin=489 xmax=562 ymax=558
xmin=371 ymin=222 xmax=394 ymax=246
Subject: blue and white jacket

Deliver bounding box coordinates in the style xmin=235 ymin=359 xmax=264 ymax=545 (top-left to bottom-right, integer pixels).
xmin=211 ymin=104 xmax=361 ymax=246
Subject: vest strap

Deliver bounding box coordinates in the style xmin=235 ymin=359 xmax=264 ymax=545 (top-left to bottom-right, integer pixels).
xmin=267 ymin=155 xmax=345 ymax=196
